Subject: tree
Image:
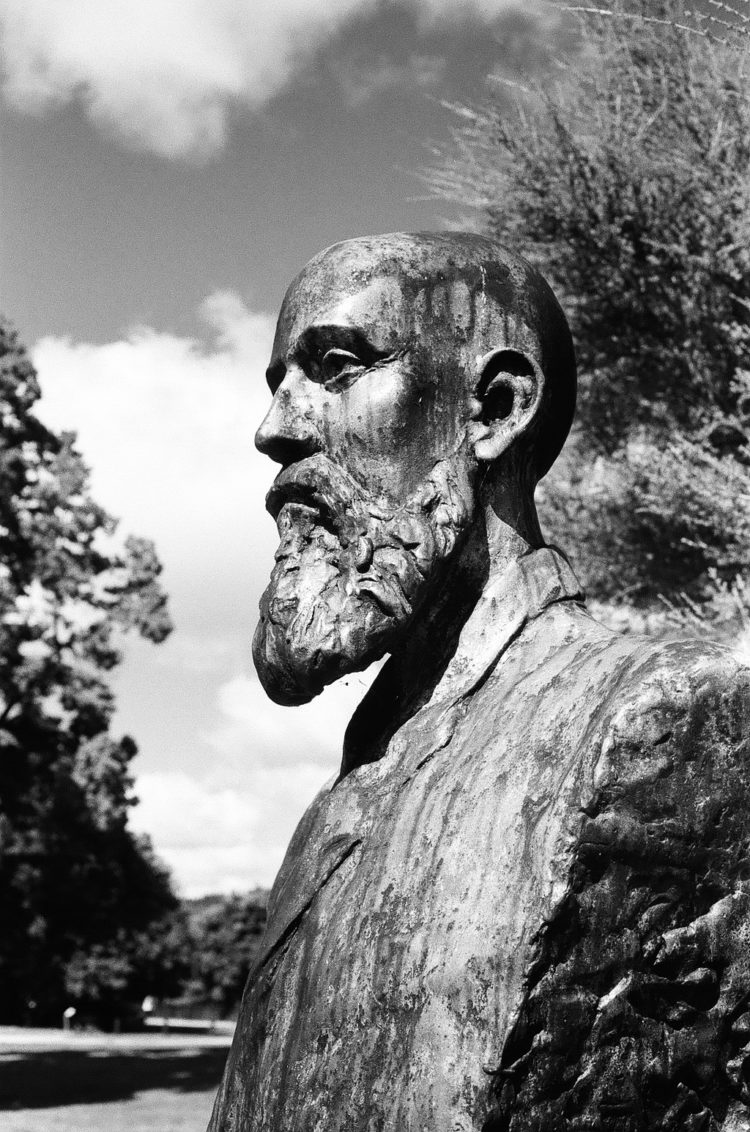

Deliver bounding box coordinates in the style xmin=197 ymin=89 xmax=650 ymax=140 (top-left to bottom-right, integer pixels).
xmin=430 ymin=0 xmax=750 ymax=631
xmin=183 ymin=893 xmax=267 ymax=1018
xmin=0 ymin=317 xmax=178 ymax=1023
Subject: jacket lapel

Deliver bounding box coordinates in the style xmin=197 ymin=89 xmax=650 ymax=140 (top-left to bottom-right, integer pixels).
xmin=251 ymin=773 xmax=370 ymax=975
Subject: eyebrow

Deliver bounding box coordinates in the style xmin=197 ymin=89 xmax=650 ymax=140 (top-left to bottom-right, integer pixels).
xmin=294 ymin=324 xmax=383 ymax=365
xmin=265 ymin=323 xmax=387 ymax=393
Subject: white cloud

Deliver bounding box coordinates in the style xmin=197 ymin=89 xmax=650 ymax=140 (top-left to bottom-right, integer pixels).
xmin=33 ymin=290 xmax=277 ymax=614
xmin=32 ymin=296 xmax=379 ymax=896
xmin=130 ymin=760 xmax=326 ymax=896
xmin=129 ymin=771 xmax=273 ymax=896
xmin=144 ymin=631 xmax=237 ymax=676
xmin=130 ymin=667 xmax=377 ymax=895
xmin=0 ymin=0 xmax=524 ymax=158
xmin=214 ymin=670 xmax=377 ymax=768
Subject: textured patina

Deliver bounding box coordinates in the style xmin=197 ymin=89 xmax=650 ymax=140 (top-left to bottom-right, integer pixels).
xmin=209 ymin=234 xmax=750 ymax=1131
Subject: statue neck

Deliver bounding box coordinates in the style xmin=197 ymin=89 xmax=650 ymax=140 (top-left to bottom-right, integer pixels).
xmin=481 ymin=455 xmax=544 ymax=563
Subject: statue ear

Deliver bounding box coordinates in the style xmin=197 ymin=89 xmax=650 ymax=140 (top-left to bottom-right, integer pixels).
xmin=470 ymin=348 xmax=543 ymax=463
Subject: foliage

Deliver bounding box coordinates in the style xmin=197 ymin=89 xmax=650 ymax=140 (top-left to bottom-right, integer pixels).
xmin=431 ymin=0 xmax=750 ymax=628
xmin=549 ymin=430 xmax=750 ymax=610
xmin=181 ymin=892 xmax=267 ymax=1018
xmin=64 ymin=900 xmax=192 ymax=1023
xmin=0 ymin=317 xmax=177 ymax=1023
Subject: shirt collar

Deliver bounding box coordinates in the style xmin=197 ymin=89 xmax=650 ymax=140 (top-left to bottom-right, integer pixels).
xmin=419 ymin=544 xmax=584 ymax=713
xmin=347 ymin=545 xmax=584 ymax=785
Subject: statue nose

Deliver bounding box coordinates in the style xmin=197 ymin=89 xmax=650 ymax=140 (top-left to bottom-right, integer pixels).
xmin=255 ymin=370 xmax=321 ymax=466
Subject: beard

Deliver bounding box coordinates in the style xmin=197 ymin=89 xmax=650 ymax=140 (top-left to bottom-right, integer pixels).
xmin=252 ymin=453 xmax=474 ymax=705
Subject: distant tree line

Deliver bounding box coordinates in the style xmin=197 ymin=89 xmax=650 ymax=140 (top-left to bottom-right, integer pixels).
xmin=63 ymin=891 xmax=268 ymax=1028
xmin=177 ymin=891 xmax=267 ymax=1019
xmin=0 ymin=318 xmax=266 ymax=1026
xmin=431 ymin=0 xmax=750 ymax=636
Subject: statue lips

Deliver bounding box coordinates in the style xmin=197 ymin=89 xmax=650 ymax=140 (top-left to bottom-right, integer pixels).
xmin=265 ymin=455 xmax=369 ymax=541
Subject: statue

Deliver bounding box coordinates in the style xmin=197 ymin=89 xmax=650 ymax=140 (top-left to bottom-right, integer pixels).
xmin=209 ymin=233 xmax=750 ymax=1131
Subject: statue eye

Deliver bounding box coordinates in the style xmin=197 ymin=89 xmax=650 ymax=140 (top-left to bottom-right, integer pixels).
xmin=320 ymin=348 xmax=364 ymax=385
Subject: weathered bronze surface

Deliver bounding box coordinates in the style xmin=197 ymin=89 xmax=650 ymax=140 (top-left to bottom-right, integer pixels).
xmin=209 ymin=233 xmax=750 ymax=1131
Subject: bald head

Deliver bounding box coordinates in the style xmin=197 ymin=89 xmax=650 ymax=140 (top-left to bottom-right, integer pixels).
xmin=274 ymin=232 xmax=576 ymax=481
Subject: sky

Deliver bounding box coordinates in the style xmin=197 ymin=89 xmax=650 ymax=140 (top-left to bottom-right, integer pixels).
xmin=0 ymin=0 xmax=564 ymax=897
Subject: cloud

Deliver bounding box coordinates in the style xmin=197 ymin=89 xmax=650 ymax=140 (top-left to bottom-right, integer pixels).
xmin=336 ymin=51 xmax=447 ymax=108
xmin=212 ymin=668 xmax=379 ymax=770
xmin=33 ymin=290 xmax=278 ymax=616
xmin=0 ymin=0 xmax=526 ymax=158
xmin=32 ymin=295 xmax=379 ymax=896
xmin=130 ymin=668 xmax=376 ymax=895
xmin=129 ymin=772 xmax=271 ymax=896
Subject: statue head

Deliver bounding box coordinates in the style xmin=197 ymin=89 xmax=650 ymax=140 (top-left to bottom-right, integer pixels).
xmin=253 ymin=232 xmax=576 ymax=705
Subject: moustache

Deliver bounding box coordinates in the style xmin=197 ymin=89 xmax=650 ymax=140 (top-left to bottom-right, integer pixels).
xmin=263 ymin=452 xmax=470 ymax=578
xmin=265 ymin=454 xmax=392 ymax=538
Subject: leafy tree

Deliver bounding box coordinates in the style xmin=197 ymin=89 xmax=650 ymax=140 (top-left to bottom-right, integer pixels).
xmin=431 ymin=0 xmax=750 ymax=630
xmin=64 ymin=897 xmax=192 ymax=1028
xmin=0 ymin=317 xmax=178 ymax=1023
xmin=182 ymin=893 xmax=267 ymax=1017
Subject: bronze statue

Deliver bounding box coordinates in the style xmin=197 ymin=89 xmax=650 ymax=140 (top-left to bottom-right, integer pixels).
xmin=209 ymin=233 xmax=750 ymax=1131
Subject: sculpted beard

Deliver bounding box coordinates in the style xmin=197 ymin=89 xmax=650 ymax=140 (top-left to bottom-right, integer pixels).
xmin=253 ymin=454 xmax=473 ymax=705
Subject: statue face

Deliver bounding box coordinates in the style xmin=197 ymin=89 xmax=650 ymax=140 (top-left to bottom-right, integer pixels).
xmin=261 ymin=271 xmax=470 ymax=501
xmin=252 ymin=248 xmax=476 ymax=705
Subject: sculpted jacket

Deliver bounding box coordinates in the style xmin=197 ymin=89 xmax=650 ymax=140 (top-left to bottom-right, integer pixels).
xmin=209 ymin=548 xmax=750 ymax=1132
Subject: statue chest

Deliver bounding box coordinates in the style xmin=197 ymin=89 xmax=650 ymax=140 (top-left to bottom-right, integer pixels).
xmin=236 ymin=721 xmax=583 ymax=1131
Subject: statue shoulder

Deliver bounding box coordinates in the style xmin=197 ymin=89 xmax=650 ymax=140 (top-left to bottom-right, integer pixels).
xmin=577 ymin=636 xmax=750 ymax=879
xmin=488 ymin=637 xmax=750 ymax=1130
xmin=593 ymin=635 xmax=750 ymax=797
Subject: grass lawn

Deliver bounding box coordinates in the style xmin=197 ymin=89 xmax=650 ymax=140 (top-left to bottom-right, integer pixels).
xmin=0 ymin=1088 xmax=217 ymax=1132
xmin=0 ymin=1030 xmax=231 ymax=1132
